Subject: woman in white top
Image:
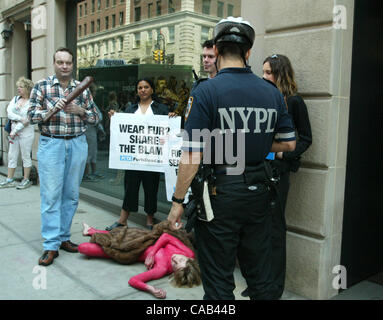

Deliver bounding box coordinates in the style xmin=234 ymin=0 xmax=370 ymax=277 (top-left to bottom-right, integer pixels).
xmin=0 ymin=77 xmax=35 ymax=189
xmin=106 ymin=78 xmax=172 ymax=230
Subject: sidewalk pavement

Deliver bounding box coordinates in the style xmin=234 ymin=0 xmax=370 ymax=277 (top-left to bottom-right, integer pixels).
xmin=0 ymin=172 xmax=305 ymax=301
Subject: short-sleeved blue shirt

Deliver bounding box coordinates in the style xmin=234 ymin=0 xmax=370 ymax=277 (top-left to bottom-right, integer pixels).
xmin=182 ymin=67 xmax=295 ymax=165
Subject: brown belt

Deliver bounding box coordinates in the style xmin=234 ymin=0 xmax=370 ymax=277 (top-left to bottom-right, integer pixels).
xmin=41 ymin=132 xmax=81 ymax=140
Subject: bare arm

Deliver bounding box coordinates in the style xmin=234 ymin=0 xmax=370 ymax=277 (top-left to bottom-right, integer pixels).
xmin=270 ymin=140 xmax=296 ymax=153
xmin=167 ymin=151 xmax=202 ymax=230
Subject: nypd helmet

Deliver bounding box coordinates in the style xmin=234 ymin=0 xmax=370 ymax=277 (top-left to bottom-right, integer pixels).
xmin=213 ymin=17 xmax=255 ymax=48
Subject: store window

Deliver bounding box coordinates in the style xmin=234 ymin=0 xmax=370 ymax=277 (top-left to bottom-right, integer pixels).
xmin=76 ymin=0 xmax=243 ymax=211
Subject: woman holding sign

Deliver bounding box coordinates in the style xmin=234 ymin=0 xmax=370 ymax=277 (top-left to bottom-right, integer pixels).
xmin=106 ymin=78 xmax=172 ymax=231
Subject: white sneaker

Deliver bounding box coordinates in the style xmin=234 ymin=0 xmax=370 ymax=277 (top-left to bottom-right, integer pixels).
xmin=0 ymin=179 xmax=17 ymax=188
xmin=16 ymin=179 xmax=32 ymax=190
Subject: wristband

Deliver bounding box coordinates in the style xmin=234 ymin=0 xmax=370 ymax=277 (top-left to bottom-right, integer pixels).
xmin=172 ymin=195 xmax=184 ymax=204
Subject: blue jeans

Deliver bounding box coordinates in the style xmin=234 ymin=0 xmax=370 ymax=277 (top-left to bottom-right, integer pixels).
xmin=37 ymin=134 xmax=87 ymax=251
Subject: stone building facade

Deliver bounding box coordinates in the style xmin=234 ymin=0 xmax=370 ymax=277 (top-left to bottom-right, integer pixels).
xmin=1 ymin=0 xmax=379 ymax=300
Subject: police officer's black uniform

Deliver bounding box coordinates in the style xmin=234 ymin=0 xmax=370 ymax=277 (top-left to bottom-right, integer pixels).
xmin=182 ymin=18 xmax=296 ymax=300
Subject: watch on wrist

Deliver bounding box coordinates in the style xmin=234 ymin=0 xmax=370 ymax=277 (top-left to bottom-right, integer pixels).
xmin=172 ymin=195 xmax=184 ymax=204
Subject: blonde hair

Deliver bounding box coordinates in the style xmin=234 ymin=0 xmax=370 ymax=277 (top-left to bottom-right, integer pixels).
xmin=16 ymin=77 xmax=34 ymax=96
xmin=170 ymin=258 xmax=201 ymax=288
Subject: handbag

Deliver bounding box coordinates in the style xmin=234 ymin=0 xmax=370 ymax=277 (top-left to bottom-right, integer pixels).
xmin=4 ymin=96 xmax=18 ymax=134
xmin=4 ymin=119 xmax=11 ymax=133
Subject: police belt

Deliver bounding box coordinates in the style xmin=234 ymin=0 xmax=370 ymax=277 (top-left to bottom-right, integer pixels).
xmin=214 ymin=162 xmax=272 ymax=186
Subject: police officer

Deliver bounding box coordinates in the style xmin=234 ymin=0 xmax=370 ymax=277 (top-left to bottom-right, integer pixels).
xmin=167 ymin=17 xmax=296 ymax=300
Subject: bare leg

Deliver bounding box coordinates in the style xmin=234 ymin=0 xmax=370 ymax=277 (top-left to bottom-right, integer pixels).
xmin=146 ymin=214 xmax=154 ymax=226
xmin=7 ymin=167 xmax=16 ymax=180
xmin=23 ymin=166 xmax=31 ymax=180
xmin=117 ymin=208 xmax=129 ymax=225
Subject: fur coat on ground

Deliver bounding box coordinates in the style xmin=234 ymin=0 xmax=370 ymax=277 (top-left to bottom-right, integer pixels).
xmin=90 ymin=220 xmax=195 ymax=265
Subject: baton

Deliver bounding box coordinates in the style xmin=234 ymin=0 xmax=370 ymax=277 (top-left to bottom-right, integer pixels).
xmin=44 ymin=76 xmax=94 ymax=122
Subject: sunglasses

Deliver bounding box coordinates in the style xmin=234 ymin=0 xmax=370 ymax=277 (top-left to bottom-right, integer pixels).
xmin=270 ymin=54 xmax=278 ymax=59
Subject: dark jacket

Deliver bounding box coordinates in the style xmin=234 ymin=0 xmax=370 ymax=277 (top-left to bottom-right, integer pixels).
xmin=273 ymin=94 xmax=312 ymax=173
xmin=125 ymin=100 xmax=169 ymax=115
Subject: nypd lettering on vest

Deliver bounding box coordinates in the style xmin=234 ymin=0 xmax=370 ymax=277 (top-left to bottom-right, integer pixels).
xmin=218 ymin=107 xmax=277 ymax=133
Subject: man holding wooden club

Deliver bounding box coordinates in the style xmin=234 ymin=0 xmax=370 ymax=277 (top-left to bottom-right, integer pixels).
xmin=28 ymin=47 xmax=99 ymax=266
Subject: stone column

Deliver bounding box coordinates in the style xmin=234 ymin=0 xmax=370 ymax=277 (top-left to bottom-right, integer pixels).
xmin=178 ymin=22 xmax=195 ymax=66
xmin=181 ymin=0 xmax=195 ymax=12
xmin=241 ymin=0 xmax=354 ymax=300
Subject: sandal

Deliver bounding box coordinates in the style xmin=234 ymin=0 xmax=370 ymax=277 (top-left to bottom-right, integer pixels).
xmin=105 ymin=221 xmax=126 ymax=231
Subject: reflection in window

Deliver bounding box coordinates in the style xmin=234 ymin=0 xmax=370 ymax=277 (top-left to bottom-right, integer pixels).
xmin=202 ymin=0 xmax=211 ymax=15
xmin=168 ymin=0 xmax=175 ymax=13
xmin=91 ymin=21 xmax=95 ymax=33
xmin=134 ymin=33 xmax=141 ymax=48
xmin=228 ymin=4 xmax=234 ymax=17
xmin=168 ymin=26 xmax=175 ymax=43
xmin=84 ymin=3 xmax=87 ymax=15
xmin=217 ymin=1 xmax=224 ymax=18
xmin=148 ymin=3 xmax=153 ymax=18
xmin=97 ymin=0 xmax=101 ymax=11
xmin=148 ymin=30 xmax=153 ymax=42
xmin=119 ymin=12 xmax=124 ymax=25
xmin=79 ymin=5 xmax=82 ymax=17
xmin=119 ymin=37 xmax=124 ymax=51
xmin=105 ymin=16 xmax=109 ymax=30
xmin=112 ymin=14 xmax=116 ymax=28
xmin=106 ymin=0 xmax=109 ymax=8
xmin=156 ymin=0 xmax=162 ymax=16
xmin=78 ymin=25 xmax=82 ymax=37
xmin=201 ymin=26 xmax=209 ymax=43
xmin=97 ymin=19 xmax=100 ymax=32
xmin=135 ymin=7 xmax=141 ymax=22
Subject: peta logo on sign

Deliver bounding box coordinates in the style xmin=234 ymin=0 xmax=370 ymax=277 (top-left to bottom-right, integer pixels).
xmin=333 ymin=5 xmax=347 ymax=30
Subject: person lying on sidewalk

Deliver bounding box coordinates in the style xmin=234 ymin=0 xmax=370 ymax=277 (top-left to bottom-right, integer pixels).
xmin=79 ymin=220 xmax=201 ymax=299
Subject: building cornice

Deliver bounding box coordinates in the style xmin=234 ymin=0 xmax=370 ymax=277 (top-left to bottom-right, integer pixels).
xmin=1 ymin=0 xmax=33 ymax=21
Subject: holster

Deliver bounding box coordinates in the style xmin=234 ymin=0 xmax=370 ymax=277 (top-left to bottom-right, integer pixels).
xmin=184 ymin=164 xmax=215 ymax=232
